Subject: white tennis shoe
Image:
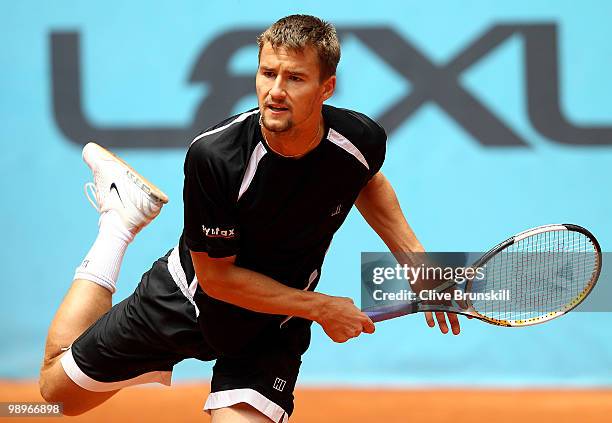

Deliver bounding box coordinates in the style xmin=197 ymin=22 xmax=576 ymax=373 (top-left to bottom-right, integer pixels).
xmin=82 ymin=142 xmax=169 ymax=234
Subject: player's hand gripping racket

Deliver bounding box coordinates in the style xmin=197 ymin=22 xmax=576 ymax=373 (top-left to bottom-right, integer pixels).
xmin=364 ymin=224 xmax=601 ymax=327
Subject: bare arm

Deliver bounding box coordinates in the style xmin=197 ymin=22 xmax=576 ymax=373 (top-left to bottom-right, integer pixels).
xmin=355 ymin=172 xmax=424 ymax=256
xmin=190 ymin=251 xmax=375 ymax=342
xmin=355 ymin=171 xmax=462 ymax=334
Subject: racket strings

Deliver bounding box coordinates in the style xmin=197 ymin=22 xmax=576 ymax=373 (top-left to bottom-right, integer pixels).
xmin=472 ymin=229 xmax=598 ymax=324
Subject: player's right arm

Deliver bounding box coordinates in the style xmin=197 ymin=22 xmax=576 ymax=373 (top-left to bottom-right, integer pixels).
xmin=190 ymin=251 xmax=374 ymax=343
xmin=356 ymin=171 xmax=462 ymax=335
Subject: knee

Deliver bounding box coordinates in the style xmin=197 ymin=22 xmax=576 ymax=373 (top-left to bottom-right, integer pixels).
xmin=39 ymin=386 xmax=88 ymax=416
xmin=39 ymin=371 xmax=87 ymax=416
xmin=38 ymin=367 xmax=59 ymax=404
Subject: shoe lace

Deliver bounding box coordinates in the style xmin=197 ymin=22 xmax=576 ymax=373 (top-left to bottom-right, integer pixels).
xmin=84 ymin=182 xmax=100 ymax=212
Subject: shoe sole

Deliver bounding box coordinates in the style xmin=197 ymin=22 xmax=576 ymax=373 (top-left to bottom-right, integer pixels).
xmin=83 ymin=142 xmax=169 ymax=204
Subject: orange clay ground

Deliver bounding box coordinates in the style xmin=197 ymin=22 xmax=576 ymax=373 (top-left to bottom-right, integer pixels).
xmin=1 ymin=382 xmax=611 ymax=422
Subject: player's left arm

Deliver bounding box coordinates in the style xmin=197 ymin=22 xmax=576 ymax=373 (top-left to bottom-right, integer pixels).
xmin=355 ymin=171 xmax=462 ymax=335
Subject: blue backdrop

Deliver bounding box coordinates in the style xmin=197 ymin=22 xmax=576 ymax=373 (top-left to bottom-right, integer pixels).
xmin=2 ymin=0 xmax=611 ymax=386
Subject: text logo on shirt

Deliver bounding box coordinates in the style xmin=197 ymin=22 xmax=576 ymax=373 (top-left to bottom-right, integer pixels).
xmin=202 ymin=225 xmax=237 ymax=239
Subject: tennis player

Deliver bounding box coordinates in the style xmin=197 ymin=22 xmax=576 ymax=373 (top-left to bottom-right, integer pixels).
xmin=39 ymin=14 xmax=463 ymax=422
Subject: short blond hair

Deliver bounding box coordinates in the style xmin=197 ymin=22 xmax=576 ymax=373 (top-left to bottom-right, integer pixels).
xmin=257 ymin=14 xmax=341 ymax=81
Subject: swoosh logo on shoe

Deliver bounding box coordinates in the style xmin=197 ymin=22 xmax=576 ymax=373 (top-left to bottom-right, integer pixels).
xmin=110 ymin=182 xmax=124 ymax=206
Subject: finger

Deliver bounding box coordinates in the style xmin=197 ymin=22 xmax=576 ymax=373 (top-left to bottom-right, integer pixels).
xmin=345 ymin=328 xmax=361 ymax=340
xmin=448 ymin=313 xmax=460 ymax=335
xmin=435 ymin=312 xmax=449 ymax=334
xmin=425 ymin=312 xmax=435 ymax=328
xmin=334 ymin=334 xmax=349 ymax=343
xmin=362 ymin=316 xmax=376 ymax=334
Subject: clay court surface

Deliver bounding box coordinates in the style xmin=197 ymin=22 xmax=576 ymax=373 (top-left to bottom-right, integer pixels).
xmin=1 ymin=382 xmax=611 ymax=422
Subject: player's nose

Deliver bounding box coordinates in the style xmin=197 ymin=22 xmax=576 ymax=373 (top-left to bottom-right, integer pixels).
xmin=269 ymin=76 xmax=287 ymax=99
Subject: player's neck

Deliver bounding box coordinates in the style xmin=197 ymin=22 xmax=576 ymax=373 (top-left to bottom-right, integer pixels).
xmin=261 ymin=118 xmax=324 ymax=159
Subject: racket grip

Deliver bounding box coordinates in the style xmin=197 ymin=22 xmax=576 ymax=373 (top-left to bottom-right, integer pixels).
xmin=364 ymin=302 xmax=416 ymax=323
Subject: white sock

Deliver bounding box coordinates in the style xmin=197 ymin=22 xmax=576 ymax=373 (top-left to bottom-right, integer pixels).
xmin=74 ymin=210 xmax=135 ymax=293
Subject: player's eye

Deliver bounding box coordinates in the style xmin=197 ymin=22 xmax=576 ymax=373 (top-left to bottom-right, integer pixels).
xmin=289 ymin=75 xmax=303 ymax=82
xmin=263 ymin=71 xmax=276 ymax=78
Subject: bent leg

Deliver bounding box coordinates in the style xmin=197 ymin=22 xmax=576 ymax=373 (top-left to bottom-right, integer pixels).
xmin=39 ymin=143 xmax=169 ymax=415
xmin=41 ymin=250 xmax=206 ymax=416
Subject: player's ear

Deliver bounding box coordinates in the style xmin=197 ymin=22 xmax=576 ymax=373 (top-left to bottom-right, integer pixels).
xmin=321 ymin=75 xmax=336 ymax=102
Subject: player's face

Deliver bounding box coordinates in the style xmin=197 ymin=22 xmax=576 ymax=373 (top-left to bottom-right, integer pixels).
xmin=256 ymin=42 xmax=335 ymax=132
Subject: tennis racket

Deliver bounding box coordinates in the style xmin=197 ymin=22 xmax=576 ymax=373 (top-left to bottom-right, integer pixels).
xmin=364 ymin=224 xmax=601 ymax=327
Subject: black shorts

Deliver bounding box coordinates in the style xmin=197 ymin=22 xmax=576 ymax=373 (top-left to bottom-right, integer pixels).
xmin=61 ymin=248 xmax=312 ymax=422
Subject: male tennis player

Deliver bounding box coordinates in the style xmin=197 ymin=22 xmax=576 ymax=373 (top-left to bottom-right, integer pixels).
xmin=39 ymin=14 xmax=463 ymax=422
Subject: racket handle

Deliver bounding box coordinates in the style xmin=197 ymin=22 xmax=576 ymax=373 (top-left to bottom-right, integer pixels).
xmin=365 ymin=303 xmax=416 ymax=323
